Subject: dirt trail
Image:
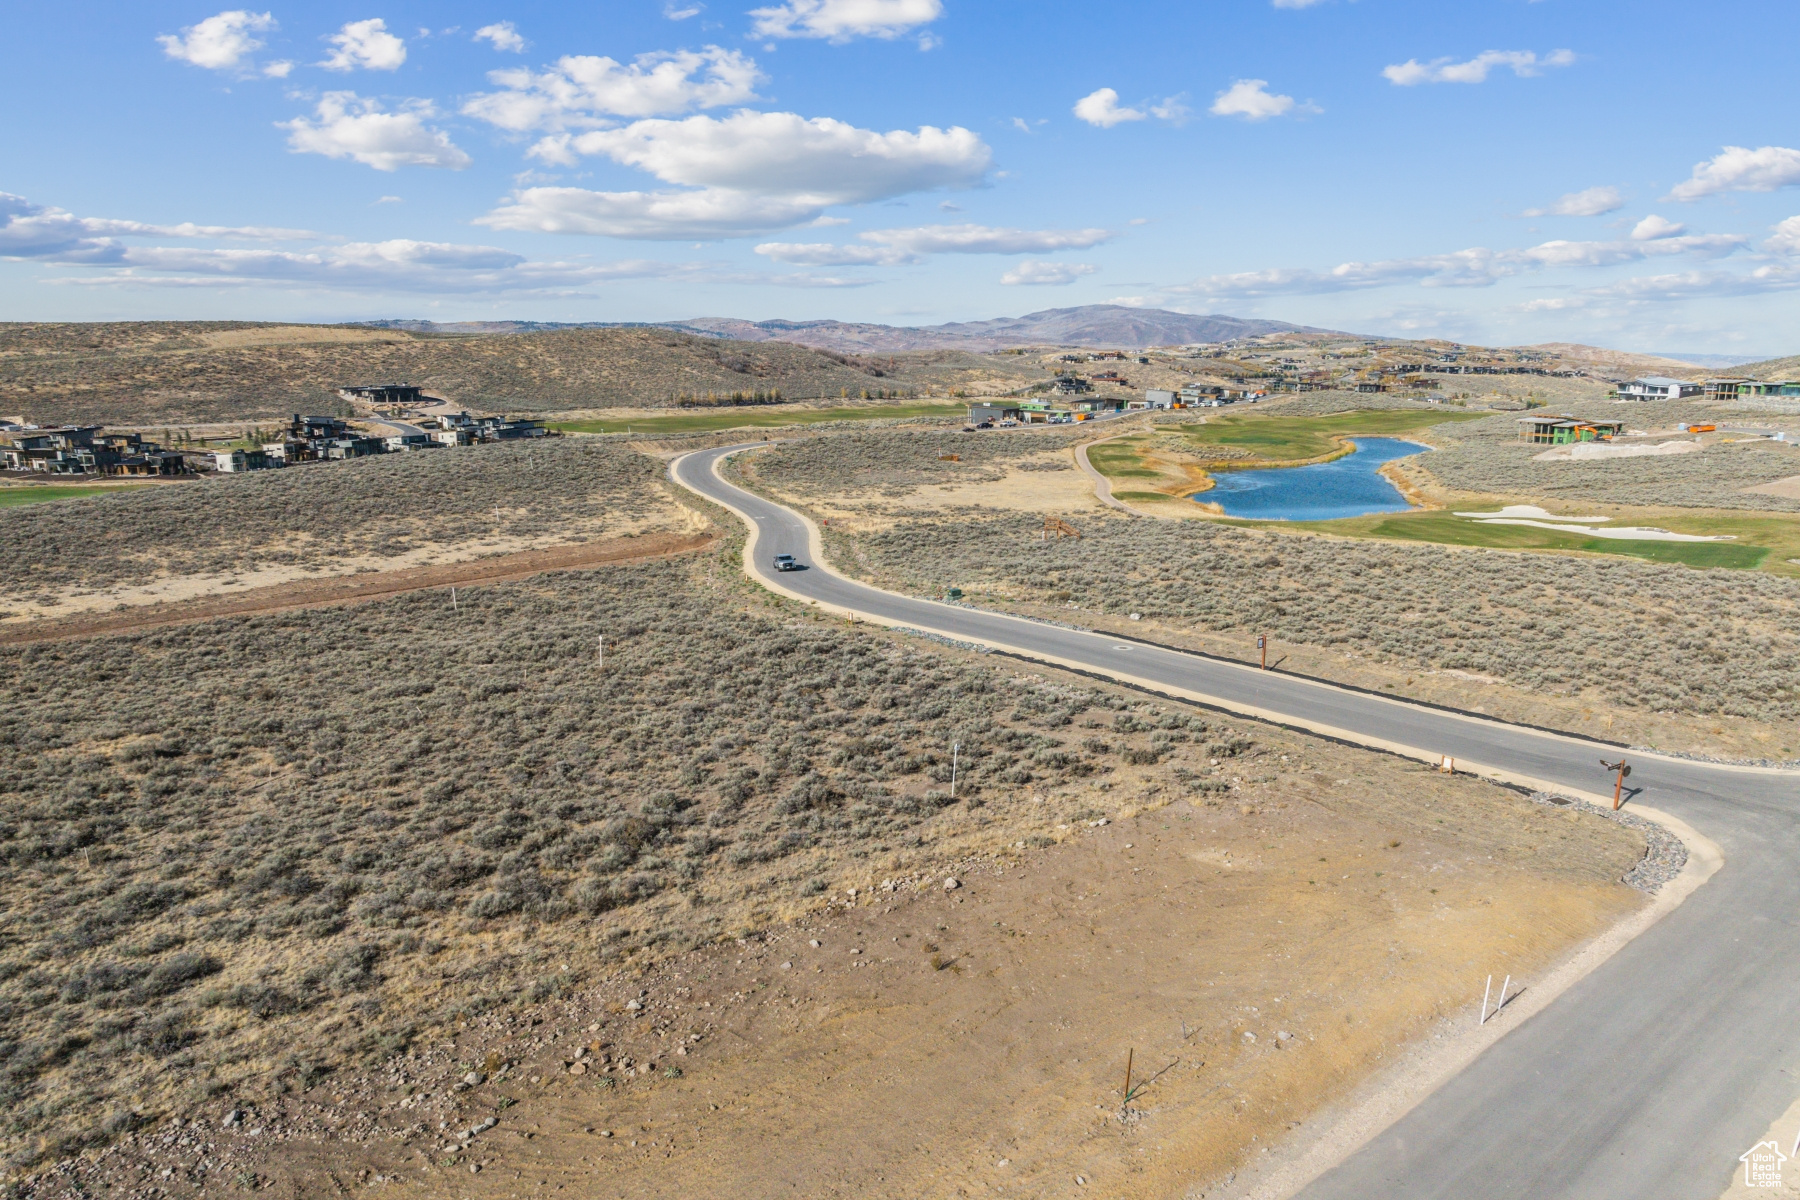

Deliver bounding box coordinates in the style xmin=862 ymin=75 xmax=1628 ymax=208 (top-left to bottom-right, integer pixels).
xmin=0 ymin=530 xmax=716 ymax=644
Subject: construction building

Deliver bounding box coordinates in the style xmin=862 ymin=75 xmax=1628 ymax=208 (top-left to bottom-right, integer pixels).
xmin=1517 ymin=415 xmax=1626 ymax=445
xmin=338 ymin=384 xmax=425 ymax=407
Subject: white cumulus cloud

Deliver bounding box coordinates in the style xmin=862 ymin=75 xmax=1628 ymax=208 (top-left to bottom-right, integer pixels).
xmin=1631 ymin=214 xmax=1687 ymax=241
xmin=1521 ymin=185 xmax=1624 ymax=218
xmin=1073 ymin=88 xmax=1143 ymax=128
xmin=1166 ymin=229 xmax=1746 ymax=299
xmin=281 ymin=93 xmax=471 ymax=171
xmin=1001 ymin=261 xmax=1098 ymax=286
xmin=473 ymin=22 xmax=526 ymax=52
xmin=0 ymin=192 xmax=315 ymax=263
xmin=485 ymin=110 xmax=989 ymax=239
xmin=1668 ymin=145 xmax=1800 ymax=201
xmin=1383 ymin=49 xmax=1575 ymax=86
xmin=1210 ymin=79 xmax=1307 ymax=121
xmin=462 ymin=47 xmax=760 ymax=131
xmin=1765 ymin=216 xmax=1800 ymax=256
xmin=1 ymin=191 xmax=865 ymax=294
xmin=321 ymin=18 xmax=407 ymax=72
xmin=157 ymin=10 xmax=289 ymax=77
xmin=755 ymin=222 xmax=1112 ymax=265
xmin=748 ymin=0 xmax=941 ymax=42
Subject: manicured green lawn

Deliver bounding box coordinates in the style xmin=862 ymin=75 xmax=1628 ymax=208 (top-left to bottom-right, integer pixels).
xmin=1222 ymin=507 xmax=1800 ymax=572
xmin=549 ymin=401 xmax=967 ymax=436
xmin=1086 ymin=439 xmax=1161 ymax=479
xmin=0 ymin=484 xmax=158 ymax=508
xmin=1172 ymin=408 xmax=1488 ymax=462
xmin=1357 ymin=512 xmax=1772 ymax=569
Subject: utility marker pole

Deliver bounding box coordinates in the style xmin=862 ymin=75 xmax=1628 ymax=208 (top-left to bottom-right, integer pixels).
xmin=1600 ymin=757 xmax=1631 ymax=810
xmin=950 ymin=743 xmax=959 ymax=800
xmin=1122 ymin=1047 xmax=1134 ymax=1111
xmin=597 ymin=635 xmax=604 ymax=671
xmin=1258 ymin=634 xmax=1267 ymax=670
xmin=1479 ymin=974 xmax=1493 ymax=1025
xmin=451 ymin=586 xmax=458 ymax=614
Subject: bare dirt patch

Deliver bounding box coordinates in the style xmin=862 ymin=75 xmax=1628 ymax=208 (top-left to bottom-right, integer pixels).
xmin=56 ymin=731 xmax=1646 ymax=1200
xmin=0 ymin=531 xmax=717 ymax=646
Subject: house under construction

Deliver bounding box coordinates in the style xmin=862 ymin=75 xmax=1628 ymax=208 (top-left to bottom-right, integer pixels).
xmin=1517 ymin=415 xmax=1626 ymax=445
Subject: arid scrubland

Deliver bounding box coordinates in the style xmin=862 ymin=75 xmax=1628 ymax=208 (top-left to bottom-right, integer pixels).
xmin=836 ymin=512 xmax=1800 ymax=726
xmin=1414 ymin=406 xmax=1800 ymax=511
xmin=0 ymin=323 xmax=1045 ymax=427
xmin=0 ymin=551 xmax=1653 ymax=1197
xmin=0 ymin=440 xmax=681 ymax=609
xmin=0 ymin=554 xmax=1303 ymax=1166
xmin=748 ymin=425 xmax=1085 ymax=497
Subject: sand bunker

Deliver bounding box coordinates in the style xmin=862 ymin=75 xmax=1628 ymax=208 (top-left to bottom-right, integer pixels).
xmin=1533 ymin=439 xmax=1702 ymax=462
xmin=1741 ymin=474 xmax=1800 ymax=500
xmin=1453 ymin=505 xmax=1735 ymax=542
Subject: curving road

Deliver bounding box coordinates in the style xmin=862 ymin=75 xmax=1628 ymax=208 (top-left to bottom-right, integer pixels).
xmin=672 ymin=442 xmax=1800 ymax=1200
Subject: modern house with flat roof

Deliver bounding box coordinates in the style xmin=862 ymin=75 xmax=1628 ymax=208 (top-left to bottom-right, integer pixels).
xmin=1735 ymin=380 xmax=1800 ymax=398
xmin=1619 ymin=376 xmax=1702 ymax=400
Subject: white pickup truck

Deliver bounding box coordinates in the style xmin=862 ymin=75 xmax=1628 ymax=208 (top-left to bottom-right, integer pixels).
xmin=773 ymin=554 xmax=801 ymax=572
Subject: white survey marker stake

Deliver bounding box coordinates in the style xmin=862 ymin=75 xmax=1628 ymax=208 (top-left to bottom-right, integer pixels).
xmin=1741 ymin=1139 xmax=1788 ymax=1188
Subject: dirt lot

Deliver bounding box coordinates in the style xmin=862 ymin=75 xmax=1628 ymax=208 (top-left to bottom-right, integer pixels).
xmin=29 ymin=699 xmax=1646 ymax=1200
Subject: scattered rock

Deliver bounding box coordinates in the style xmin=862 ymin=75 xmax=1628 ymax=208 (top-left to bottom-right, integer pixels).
xmin=1076 ymin=1175 xmax=1088 ymax=1186
xmin=569 ymin=1062 xmax=588 ymax=1075
xmin=599 ymin=1130 xmax=613 ymax=1138
xmin=1276 ymin=1031 xmax=1293 ymax=1047
xmin=943 ymin=877 xmax=960 ymax=891
xmin=809 ymin=939 xmax=821 ymax=948
xmin=781 ymin=961 xmax=793 ymax=970
xmin=1242 ymin=1031 xmax=1257 ymax=1044
xmin=849 ymin=948 xmax=862 ymax=955
xmin=469 ymin=1163 xmax=481 ymax=1174
xmin=463 ymin=1071 xmax=484 ymax=1087
xmin=222 ymin=1109 xmax=243 ymax=1128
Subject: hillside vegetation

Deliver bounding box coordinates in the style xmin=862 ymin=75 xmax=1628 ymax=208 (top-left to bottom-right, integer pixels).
xmin=0 ymin=323 xmax=1042 ymax=427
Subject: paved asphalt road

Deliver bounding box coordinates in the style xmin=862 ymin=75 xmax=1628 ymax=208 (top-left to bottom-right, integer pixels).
xmin=673 ymin=443 xmax=1800 ymax=1200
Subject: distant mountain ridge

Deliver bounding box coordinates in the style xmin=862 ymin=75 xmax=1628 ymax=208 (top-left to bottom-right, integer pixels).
xmin=673 ymin=307 xmax=1334 ymax=352
xmin=360 ymin=306 xmax=1335 ymax=352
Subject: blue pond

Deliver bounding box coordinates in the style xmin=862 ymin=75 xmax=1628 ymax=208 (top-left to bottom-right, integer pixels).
xmin=1200 ymin=437 xmax=1425 ymax=521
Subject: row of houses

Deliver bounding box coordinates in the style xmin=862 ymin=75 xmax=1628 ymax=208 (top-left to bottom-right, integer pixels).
xmin=0 ymin=425 xmax=189 ymax=476
xmin=215 ymin=411 xmax=550 ymax=472
xmin=1616 ymin=376 xmax=1800 ymax=401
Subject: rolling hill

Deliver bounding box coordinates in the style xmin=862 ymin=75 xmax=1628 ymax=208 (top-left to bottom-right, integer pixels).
xmin=0 ymin=323 xmax=1046 ymax=427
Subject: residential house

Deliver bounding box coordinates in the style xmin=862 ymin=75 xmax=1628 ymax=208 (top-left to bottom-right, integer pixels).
xmin=1619 ymin=376 xmax=1702 ymax=400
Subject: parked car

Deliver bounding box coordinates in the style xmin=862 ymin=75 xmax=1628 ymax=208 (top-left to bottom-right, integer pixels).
xmin=773 ymin=553 xmax=801 ymax=572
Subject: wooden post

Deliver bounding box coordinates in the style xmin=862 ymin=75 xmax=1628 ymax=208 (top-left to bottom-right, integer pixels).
xmin=1258 ymin=635 xmax=1267 ymax=670
xmin=1123 ymin=1047 xmax=1134 ymax=1110
xmin=1614 ymin=759 xmax=1626 ymax=810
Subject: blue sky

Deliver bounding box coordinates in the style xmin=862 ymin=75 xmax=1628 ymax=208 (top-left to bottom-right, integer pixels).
xmin=4 ymin=0 xmax=1799 ymax=355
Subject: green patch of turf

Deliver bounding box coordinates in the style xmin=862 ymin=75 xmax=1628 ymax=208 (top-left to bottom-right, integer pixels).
xmin=549 ymin=402 xmax=967 ymax=436
xmin=1298 ymin=510 xmax=1774 ymax=570
xmin=1173 ymin=408 xmax=1487 ymax=462
xmin=0 ymin=485 xmax=152 ymax=508
xmin=1113 ymin=490 xmax=1181 ymax=503
xmin=1087 ymin=442 xmax=1161 ymax=479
